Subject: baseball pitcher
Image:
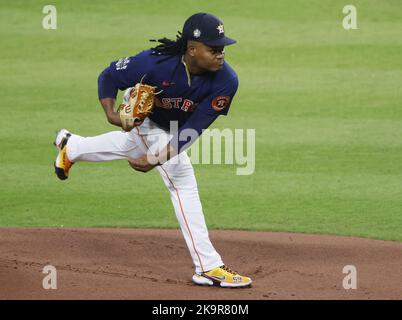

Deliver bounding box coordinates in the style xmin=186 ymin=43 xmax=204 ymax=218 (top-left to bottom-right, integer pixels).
xmin=53 ymin=13 xmax=252 ymax=288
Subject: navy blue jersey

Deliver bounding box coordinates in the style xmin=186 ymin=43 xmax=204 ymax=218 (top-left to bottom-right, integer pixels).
xmin=98 ymin=49 xmax=238 ymax=152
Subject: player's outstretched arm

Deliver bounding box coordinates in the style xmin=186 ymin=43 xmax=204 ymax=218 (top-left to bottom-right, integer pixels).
xmin=99 ymin=97 xmax=122 ymax=127
xmin=128 ymin=143 xmax=177 ymax=173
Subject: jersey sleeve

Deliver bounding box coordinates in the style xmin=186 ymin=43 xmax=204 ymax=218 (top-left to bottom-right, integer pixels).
xmin=97 ymin=67 xmax=119 ymax=99
xmin=109 ymin=51 xmax=154 ymax=90
xmin=197 ymin=75 xmax=239 ymax=116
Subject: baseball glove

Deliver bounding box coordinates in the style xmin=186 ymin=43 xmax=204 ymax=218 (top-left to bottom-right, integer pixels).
xmin=118 ymin=80 xmax=161 ymax=131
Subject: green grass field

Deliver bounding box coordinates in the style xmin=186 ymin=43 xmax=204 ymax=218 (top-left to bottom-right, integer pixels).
xmin=1 ymin=0 xmax=401 ymax=241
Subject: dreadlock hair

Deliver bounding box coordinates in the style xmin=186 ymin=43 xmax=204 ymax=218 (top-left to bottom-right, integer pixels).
xmin=150 ymin=31 xmax=187 ymax=56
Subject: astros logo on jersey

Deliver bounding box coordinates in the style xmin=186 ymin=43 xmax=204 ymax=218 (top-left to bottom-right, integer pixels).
xmin=212 ymin=96 xmax=230 ymax=111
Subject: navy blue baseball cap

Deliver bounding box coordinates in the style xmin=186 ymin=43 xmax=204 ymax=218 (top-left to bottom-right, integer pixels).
xmin=182 ymin=13 xmax=236 ymax=47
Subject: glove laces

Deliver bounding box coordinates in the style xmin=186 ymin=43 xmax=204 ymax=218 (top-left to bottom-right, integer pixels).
xmin=138 ymin=92 xmax=150 ymax=113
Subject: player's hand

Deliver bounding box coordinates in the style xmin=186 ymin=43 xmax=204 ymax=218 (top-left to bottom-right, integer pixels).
xmin=128 ymin=154 xmax=159 ymax=173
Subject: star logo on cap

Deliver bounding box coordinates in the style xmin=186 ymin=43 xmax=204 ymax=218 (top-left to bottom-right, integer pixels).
xmin=193 ymin=29 xmax=201 ymax=38
xmin=216 ymin=24 xmax=224 ymax=34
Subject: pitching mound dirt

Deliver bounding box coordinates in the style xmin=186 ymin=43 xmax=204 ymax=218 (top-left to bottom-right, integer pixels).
xmin=1 ymin=228 xmax=401 ymax=300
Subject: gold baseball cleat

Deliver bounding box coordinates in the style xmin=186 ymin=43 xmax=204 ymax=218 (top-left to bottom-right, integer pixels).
xmin=54 ymin=129 xmax=73 ymax=180
xmin=192 ymin=265 xmax=252 ymax=288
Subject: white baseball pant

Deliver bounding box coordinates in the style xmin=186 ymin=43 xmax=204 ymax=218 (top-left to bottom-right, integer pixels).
xmin=65 ymin=117 xmax=223 ymax=273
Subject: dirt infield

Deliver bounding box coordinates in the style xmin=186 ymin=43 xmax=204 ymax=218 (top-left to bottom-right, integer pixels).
xmin=1 ymin=228 xmax=402 ymax=300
